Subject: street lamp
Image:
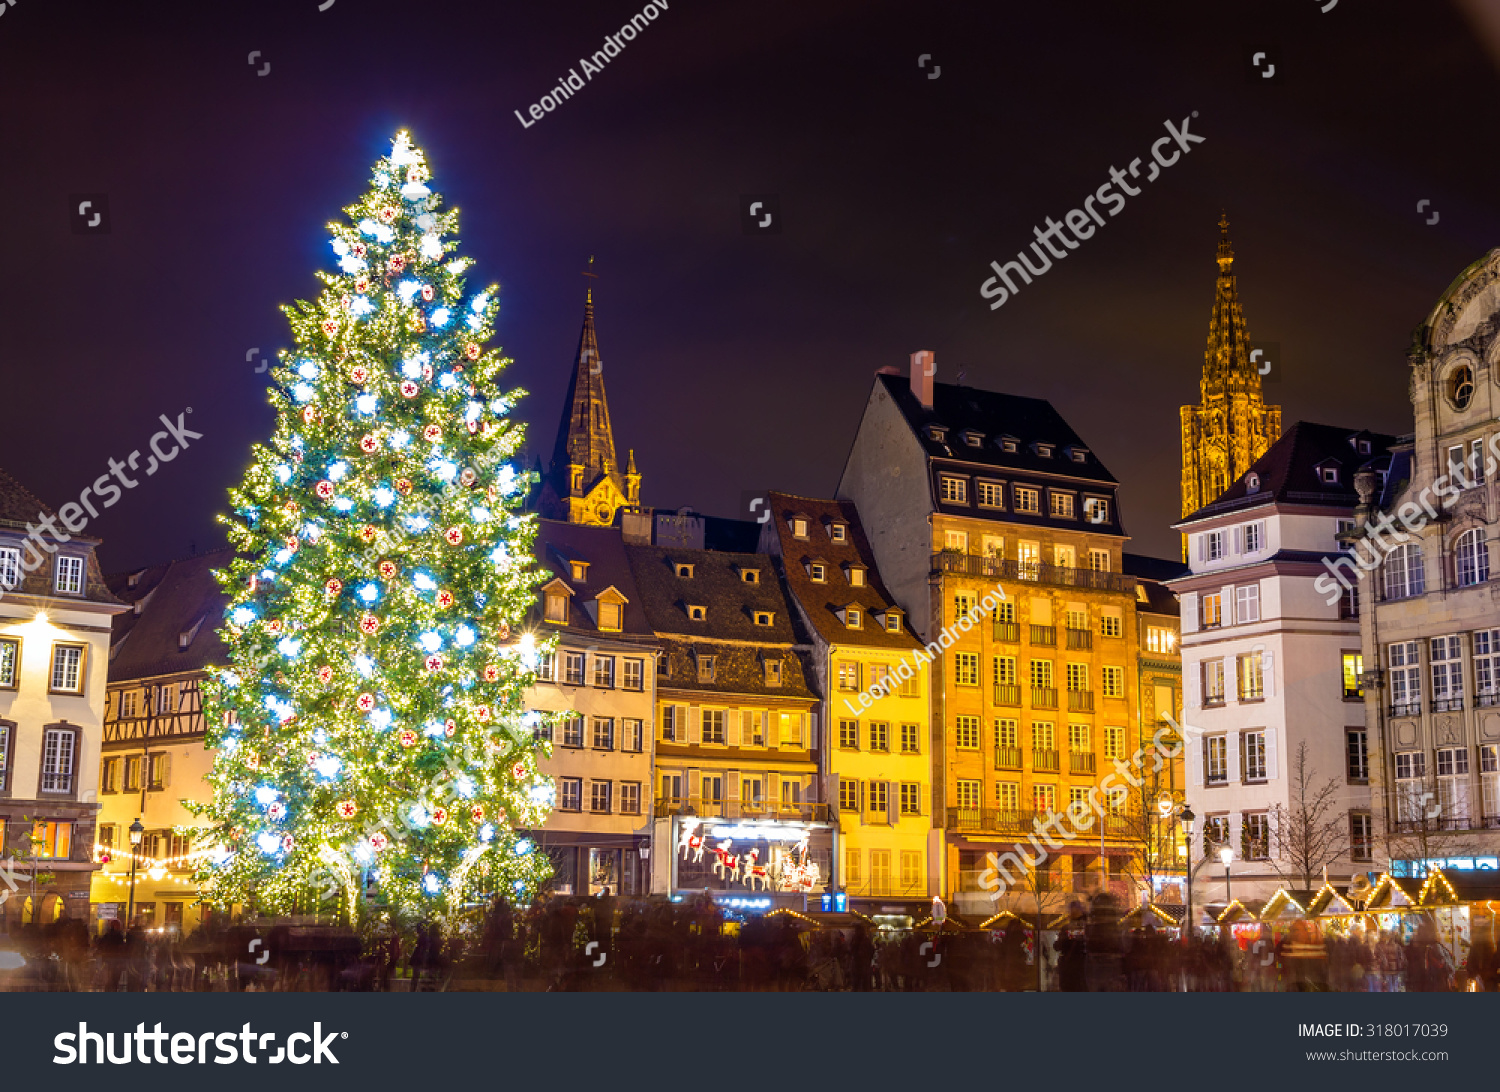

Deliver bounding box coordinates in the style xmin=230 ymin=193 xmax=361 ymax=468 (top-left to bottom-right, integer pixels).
xmin=1179 ymin=806 xmax=1195 ymax=948
xmin=1219 ymin=845 xmax=1234 ymax=907
xmin=126 ymin=819 xmax=144 ymax=930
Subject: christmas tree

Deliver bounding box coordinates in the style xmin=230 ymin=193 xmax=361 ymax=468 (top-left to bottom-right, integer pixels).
xmin=194 ymin=132 xmax=554 ymax=922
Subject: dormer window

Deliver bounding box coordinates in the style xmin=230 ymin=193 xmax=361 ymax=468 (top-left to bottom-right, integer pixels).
xmin=809 ymin=562 xmax=827 ymax=583
xmin=697 ymin=654 xmax=716 ymax=683
xmin=927 ymin=425 xmax=947 ymax=443
xmin=675 ymin=562 xmax=695 ymax=579
xmin=1359 ymin=440 xmax=1371 ymax=455
xmin=764 ymin=659 xmax=783 ymax=686
xmin=598 ymin=601 xmax=622 ymax=630
xmin=1320 ymin=466 xmax=1339 ymax=485
xmin=753 ymin=610 xmax=774 ymax=627
xmin=828 ymin=522 xmax=848 ymax=543
xmin=844 ymin=563 xmax=867 ymax=587
xmin=544 ymin=591 xmax=569 ymax=624
xmin=1246 ymin=472 xmax=1261 ymax=492
xmin=791 ymin=517 xmax=809 ymax=539
xmin=840 ymin=606 xmax=863 ymax=629
xmin=594 ymin=587 xmax=628 ymax=633
xmin=1067 ymin=446 xmax=1089 ymax=464
xmin=884 ymin=610 xmax=903 ymax=633
xmin=127 ymin=570 xmax=144 ymax=588
xmin=687 ymin=605 xmax=707 ymax=622
xmin=1034 ymin=443 xmax=1054 ymax=458
xmin=569 ymin=560 xmax=589 ymax=582
xmin=740 ymin=568 xmax=761 ymax=584
xmin=999 ymin=436 xmax=1019 ymax=453
xmin=963 ymin=430 xmax=984 ymax=448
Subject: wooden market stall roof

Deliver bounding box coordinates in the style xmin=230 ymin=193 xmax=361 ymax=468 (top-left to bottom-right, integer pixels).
xmin=1307 ymin=883 xmax=1358 ymax=918
xmin=1215 ymin=898 xmax=1262 ymax=925
xmin=1417 ymin=868 xmax=1500 ymax=907
xmin=1363 ymin=873 xmax=1423 ymax=911
xmin=1260 ymin=888 xmax=1315 ymax=922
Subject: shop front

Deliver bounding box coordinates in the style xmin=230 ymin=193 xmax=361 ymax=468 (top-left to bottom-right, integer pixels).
xmin=663 ymin=816 xmax=833 ymax=908
xmin=535 ymin=832 xmax=649 ymax=898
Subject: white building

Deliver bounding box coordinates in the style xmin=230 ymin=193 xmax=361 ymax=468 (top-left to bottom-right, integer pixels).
xmin=1170 ymin=423 xmax=1394 ymax=907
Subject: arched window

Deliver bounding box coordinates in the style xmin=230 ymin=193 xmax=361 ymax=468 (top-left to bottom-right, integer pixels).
xmin=1456 ymin=528 xmax=1490 ymax=587
xmin=1449 ymin=364 xmax=1475 ymax=410
xmin=1384 ymin=543 xmax=1426 ymax=600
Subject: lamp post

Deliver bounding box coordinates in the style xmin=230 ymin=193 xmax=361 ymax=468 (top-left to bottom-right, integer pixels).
xmin=126 ymin=818 xmax=144 ymax=929
xmin=1179 ymin=806 xmax=1195 ymax=948
xmin=1219 ymin=845 xmax=1234 ymax=907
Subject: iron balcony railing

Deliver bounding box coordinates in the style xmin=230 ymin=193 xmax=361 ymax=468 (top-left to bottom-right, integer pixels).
xmin=653 ymin=797 xmax=830 ymax=822
xmin=993 ymin=621 xmax=1020 ymax=643
xmin=1032 ymin=687 xmax=1059 ymax=709
xmin=1480 ymin=691 xmax=1500 ymax=709
xmin=1433 ymin=695 xmax=1465 ymax=713
xmin=994 ymin=684 xmax=1022 ymax=706
xmin=1069 ymin=751 xmax=1096 ymax=775
xmin=994 ymin=745 xmax=1023 ymax=770
xmin=1389 ymin=700 xmax=1422 ymax=717
xmin=1033 ymin=748 xmax=1060 ymax=772
xmin=946 ymin=808 xmax=1133 ymax=837
xmin=1065 ymin=628 xmax=1093 ymax=651
xmin=933 ymin=552 xmax=1138 ymax=594
xmin=1030 ymin=625 xmax=1057 ymax=647
xmin=1068 ymin=690 xmax=1095 ymax=713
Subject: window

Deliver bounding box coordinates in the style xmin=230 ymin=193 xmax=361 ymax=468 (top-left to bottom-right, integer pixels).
xmin=1104 ymin=725 xmax=1124 ymax=761
xmin=809 ymin=563 xmax=827 ymax=583
xmin=1350 ymin=813 xmax=1373 ymax=862
xmin=1101 ymin=666 xmax=1124 ymax=698
xmin=1204 ymin=736 xmax=1227 ymax=784
xmin=98 ymin=823 xmax=116 ymax=851
xmin=978 ymin=481 xmax=1005 ymax=509
xmin=1449 ymin=363 xmax=1475 ymax=410
xmin=1437 ymin=746 xmax=1471 ymax=826
xmin=954 ymin=715 xmax=980 ymax=749
xmin=687 ymin=605 xmax=707 ymax=621
xmin=839 ymin=719 xmax=859 ymax=749
xmin=963 ymin=431 xmax=983 ymax=449
xmin=1017 ymin=541 xmax=1040 ymax=579
xmin=885 ymin=611 xmax=903 ymax=633
xmin=536 ymin=651 xmax=556 ymax=682
xmin=953 ymin=591 xmax=976 ymax=620
xmin=1241 ymin=730 xmax=1266 ymax=782
xmin=1100 ymin=613 xmax=1122 ymax=639
xmin=124 ymin=755 xmax=142 ymax=793
xmin=1483 ymin=746 xmax=1500 ymax=824
xmin=1088 ymin=549 xmax=1111 ymax=573
xmin=1030 ymin=658 xmax=1053 ymax=691
xmin=1054 ymin=544 xmax=1075 ymax=569
xmin=867 ymin=781 xmax=888 ymax=816
xmin=661 ymin=705 xmax=681 ymax=742
xmin=846 ymin=608 xmax=862 ymax=629
xmin=1083 ymin=497 xmax=1109 ymax=524
xmin=1032 ymin=784 xmax=1055 ymax=813
xmin=845 ymin=846 xmax=863 ymax=885
xmin=940 ymin=476 xmax=967 ymax=504
xmin=592 ymin=718 xmax=615 ymax=750
xmin=1201 ymin=592 xmax=1223 ymax=628
xmin=544 ymin=591 xmax=568 ymax=624
xmin=1244 ymin=522 xmax=1264 ymax=553
xmin=1050 ymin=492 xmax=1075 ymax=518
xmin=1202 ymin=659 xmax=1226 ymax=705
xmin=41 ymin=727 xmax=76 ymax=793
xmin=0 ymin=637 xmax=16 ymax=688
xmin=1342 ymin=652 xmax=1363 ymax=700
xmin=0 ymin=547 xmax=19 ymax=591
xmin=101 ymin=756 xmax=119 ymax=794
xmin=1384 ymin=543 xmax=1425 ymax=600
xmin=54 ymin=555 xmax=85 ymax=595
xmin=1066 ymin=663 xmax=1090 ymax=696
xmin=590 ymin=780 xmax=612 ymax=813
xmin=1472 ymin=438 xmax=1488 ymax=486
xmin=1242 ymin=813 xmax=1269 ymax=860
xmin=742 ymin=776 xmax=763 ymax=809
xmin=559 ymin=778 xmax=583 ymax=811
xmin=1394 ymin=752 xmax=1427 ymax=826
xmin=701 ymin=709 xmax=726 ymax=744
xmin=697 ymin=655 xmax=716 ymax=683
xmin=593 ymin=656 xmax=616 ymax=688
xmin=1032 ymin=722 xmax=1055 ymax=750
xmin=563 ymin=652 xmax=585 ymax=686
xmin=1146 ymin=627 xmax=1175 ymax=654
xmin=899 ymin=671 xmax=920 ymax=698
xmin=954 ymin=652 xmax=979 ymax=687
xmin=741 ymin=568 xmax=761 ymax=584
xmin=900 ymin=723 xmax=920 ymax=754
xmin=623 ymin=658 xmax=644 ymax=691
xmin=620 ymin=783 xmax=641 ymax=815
xmin=561 ymin=716 xmax=584 ymax=748
xmin=954 ymin=780 xmax=981 ymax=810
xmin=765 ymin=658 xmax=783 ymax=686
xmin=837 ymin=661 xmax=860 ymax=691
xmin=839 ymin=779 xmax=861 ymax=812
xmin=1237 ymin=653 xmax=1264 ymax=701
xmin=623 ymin=719 xmax=644 ymax=752
xmin=1476 ymin=629 xmax=1500 ymax=703
xmin=1234 ymin=584 xmax=1260 ymax=624
xmin=994 ymin=782 xmax=1020 ymax=812
xmin=1014 ymin=486 xmax=1040 ymax=514
xmin=996 ymin=718 xmax=1019 ymax=749
xmin=1346 ymin=729 xmax=1368 ymax=782
xmin=791 ymin=517 xmax=808 ymax=539
xmin=829 ymin=523 xmax=847 ymax=542
xmin=1395 ymin=750 xmax=1427 ymax=780
xmin=1320 ymin=465 xmax=1340 ymax=485
xmin=1068 ymin=723 xmax=1090 ymax=753
xmin=147 ymin=752 xmax=170 ymax=791
xmin=900 ymin=850 xmax=922 ymax=890
xmin=1389 ymin=641 xmax=1421 ymax=715
xmin=32 ymin=821 xmax=72 ymax=859
xmin=1431 ymin=635 xmax=1463 ymax=709
xmin=868 ymin=721 xmax=889 ymax=752
xmin=1457 ymin=529 xmax=1490 ymax=587
xmin=50 ymin=645 xmax=85 ymax=694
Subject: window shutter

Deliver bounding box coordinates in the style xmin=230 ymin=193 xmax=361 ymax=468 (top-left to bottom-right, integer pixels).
xmin=1197 ymin=535 xmax=1206 ymax=562
xmin=1264 ymin=726 xmax=1278 ymax=781
xmin=767 ymin=712 xmax=780 ymax=751
xmin=1233 ymin=527 xmax=1243 ymax=554
xmin=1227 ymin=730 xmax=1240 ymax=784
xmin=727 ymin=715 xmax=740 ymax=748
xmin=728 ymin=769 xmax=741 ymax=802
xmin=768 ymin=772 xmax=781 ymax=808
xmin=1185 ymin=662 xmax=1200 ymax=710
xmin=887 ymin=782 xmax=898 ymax=825
xmin=688 ymin=769 xmax=701 ymax=801
xmin=1187 ymin=736 xmax=1202 ymax=787
xmin=688 ymin=707 xmax=701 ymax=745
xmin=1262 ymin=649 xmax=1275 ymax=698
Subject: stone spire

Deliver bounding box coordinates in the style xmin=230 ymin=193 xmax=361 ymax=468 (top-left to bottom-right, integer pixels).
xmin=1201 ymin=213 xmax=1259 ymax=399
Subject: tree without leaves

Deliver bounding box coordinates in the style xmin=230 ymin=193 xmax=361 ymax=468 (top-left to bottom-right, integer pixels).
xmin=1267 ymin=742 xmax=1348 ymax=892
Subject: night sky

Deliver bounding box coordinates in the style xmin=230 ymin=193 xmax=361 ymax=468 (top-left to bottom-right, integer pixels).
xmin=5 ymin=0 xmax=1500 ymax=571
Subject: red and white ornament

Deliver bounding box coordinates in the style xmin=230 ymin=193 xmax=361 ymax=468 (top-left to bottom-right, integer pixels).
xmin=421 ymin=285 xmax=434 ymax=302
xmin=315 ymin=480 xmax=334 ymax=499
xmin=400 ymin=380 xmax=419 ymax=399
xmin=369 ymin=831 xmax=389 ymax=851
xmin=359 ymin=434 xmax=379 ymax=453
xmin=378 ymin=560 xmax=398 ymax=579
xmin=435 ymin=589 xmax=454 ymax=608
xmin=359 ymin=614 xmax=380 ymax=635
xmin=398 ymin=729 xmax=419 ymax=747
xmin=422 ymin=424 xmax=442 ymax=443
xmin=325 ymin=578 xmax=343 ymax=596
xmin=356 ymin=692 xmax=376 ymax=712
xmin=336 ymin=800 xmax=358 ymax=819
xmin=470 ymin=805 xmax=485 ymax=823
xmin=316 ymin=665 xmax=334 ymax=684
xmin=464 ymin=343 xmax=481 ymax=361
xmin=377 ymin=206 xmax=398 ymax=224
xmin=443 ymin=527 xmax=464 ymax=546
xmin=266 ymin=802 xmax=286 ymax=821
xmin=431 ymin=807 xmax=448 ymax=825
xmin=350 ymin=365 xmax=369 ymax=385
xmin=425 ymin=654 xmax=444 ymax=672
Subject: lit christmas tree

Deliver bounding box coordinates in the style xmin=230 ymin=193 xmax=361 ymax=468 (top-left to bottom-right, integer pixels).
xmin=193 ymin=132 xmax=554 ymax=923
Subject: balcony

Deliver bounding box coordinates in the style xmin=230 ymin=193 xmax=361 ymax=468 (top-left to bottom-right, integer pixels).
xmin=1065 ymin=628 xmax=1093 ymax=651
xmin=993 ymin=684 xmax=1022 ymax=706
xmin=1033 ymin=748 xmax=1060 ymax=772
xmin=994 ymin=745 xmax=1023 ymax=770
xmin=947 ymin=808 xmax=1042 ymax=834
xmin=1389 ymin=700 xmax=1421 ymax=718
xmin=1031 ymin=687 xmax=1059 ymax=709
xmin=1068 ymin=690 xmax=1095 ymax=713
xmin=1030 ymin=625 xmax=1057 ymax=647
xmin=653 ymin=797 xmax=830 ymax=822
xmin=1069 ymin=751 xmax=1096 ymax=775
xmin=1432 ymin=695 xmax=1465 ymax=713
xmin=993 ymin=621 xmax=1020 ymax=643
xmin=932 ymin=551 xmax=1138 ymax=594
xmin=1480 ymin=691 xmax=1500 ymax=709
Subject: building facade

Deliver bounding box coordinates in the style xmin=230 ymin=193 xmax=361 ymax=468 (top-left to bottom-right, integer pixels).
xmin=526 ymin=520 xmax=658 ymax=897
xmin=1173 ymin=424 xmax=1395 ymax=907
xmin=0 ymin=470 xmax=124 ymax=932
xmin=838 ymin=355 xmax=1174 ymax=915
xmin=625 ymin=531 xmax=830 ymax=906
xmin=1180 ymin=217 xmax=1282 ymax=548
xmin=1353 ymin=248 xmax=1500 ymax=879
xmin=89 ymin=550 xmax=230 ymax=932
xmin=761 ymin=492 xmax=937 ymax=912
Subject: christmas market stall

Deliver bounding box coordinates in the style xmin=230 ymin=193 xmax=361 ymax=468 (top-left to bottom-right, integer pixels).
xmin=1360 ymin=873 xmax=1424 ymax=940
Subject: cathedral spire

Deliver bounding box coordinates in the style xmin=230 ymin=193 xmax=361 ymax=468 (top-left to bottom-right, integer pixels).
xmin=1202 ymin=213 xmax=1259 ymax=399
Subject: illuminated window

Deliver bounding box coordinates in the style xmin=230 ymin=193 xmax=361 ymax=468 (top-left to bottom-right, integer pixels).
xmin=54 ymin=555 xmax=85 ymax=595
xmin=954 ymin=715 xmax=980 ymax=749
xmin=50 ymin=645 xmax=85 ymax=694
xmin=41 ymin=728 xmax=77 ymax=793
xmin=1342 ymin=652 xmax=1363 ymax=700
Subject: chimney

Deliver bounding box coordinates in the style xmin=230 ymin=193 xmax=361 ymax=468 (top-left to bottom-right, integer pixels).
xmin=910 ymin=351 xmax=934 ymax=408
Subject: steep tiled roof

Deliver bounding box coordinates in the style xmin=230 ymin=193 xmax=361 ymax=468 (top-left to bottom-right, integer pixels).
xmin=0 ymin=467 xmax=55 ymax=523
xmin=1180 ymin=421 xmax=1399 ymax=523
xmin=765 ymin=492 xmax=922 ymax=650
xmin=654 ymin=637 xmax=817 ymax=702
xmin=106 ymin=549 xmax=233 ymax=680
xmin=626 ymin=544 xmax=807 ymax=645
xmin=527 ymin=520 xmax=655 ymax=639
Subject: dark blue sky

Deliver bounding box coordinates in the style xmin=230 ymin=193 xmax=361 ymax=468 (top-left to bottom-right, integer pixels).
xmin=3 ymin=0 xmax=1498 ymax=569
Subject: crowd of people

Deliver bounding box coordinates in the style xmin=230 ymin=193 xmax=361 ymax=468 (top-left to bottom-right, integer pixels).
xmin=0 ymin=891 xmax=1494 ymax=992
